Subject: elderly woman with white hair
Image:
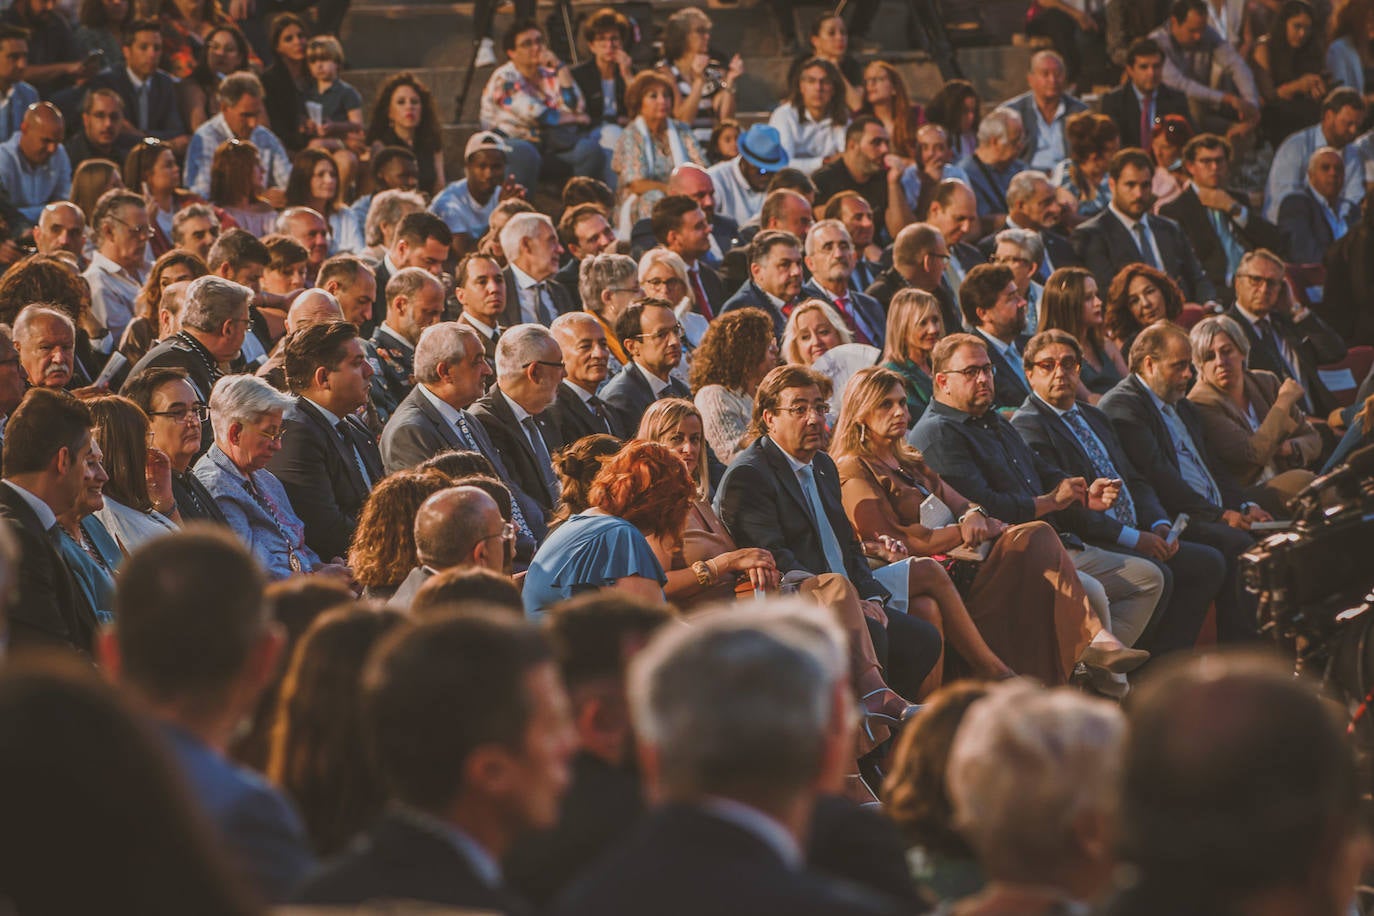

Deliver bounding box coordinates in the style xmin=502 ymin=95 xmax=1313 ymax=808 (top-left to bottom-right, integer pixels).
xmin=944 ymin=681 xmax=1126 ymax=914
xmin=638 ymin=247 xmax=705 ymax=386
xmin=1186 ymin=314 xmax=1321 ymax=516
xmin=990 ymin=227 xmax=1044 ymax=335
xmin=193 ymin=373 xmax=352 ymax=581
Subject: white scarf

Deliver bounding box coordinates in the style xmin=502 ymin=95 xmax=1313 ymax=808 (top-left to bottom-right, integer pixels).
xmin=617 ymin=116 xmax=691 ymax=236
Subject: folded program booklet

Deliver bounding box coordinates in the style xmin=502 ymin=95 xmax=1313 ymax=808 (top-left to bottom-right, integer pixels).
xmin=920 ymin=494 xmax=991 ymax=562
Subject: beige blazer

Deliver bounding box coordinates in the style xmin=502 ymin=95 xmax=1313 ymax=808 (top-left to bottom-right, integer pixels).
xmin=1187 ymin=369 xmax=1321 ymax=486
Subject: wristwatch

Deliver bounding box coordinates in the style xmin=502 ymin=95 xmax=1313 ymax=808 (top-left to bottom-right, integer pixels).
xmin=959 ymin=504 xmax=987 ymax=523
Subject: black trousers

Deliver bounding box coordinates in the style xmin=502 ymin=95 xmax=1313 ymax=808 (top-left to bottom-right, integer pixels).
xmin=1185 ymin=519 xmax=1261 ymax=642
xmin=1139 ymin=540 xmax=1230 ymax=654
xmin=866 ymin=609 xmax=943 ymax=701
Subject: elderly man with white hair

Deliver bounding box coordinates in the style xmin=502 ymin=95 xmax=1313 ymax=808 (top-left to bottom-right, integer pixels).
xmin=500 ymin=212 xmax=573 ymax=327
xmin=379 ymin=320 xmax=544 ymax=557
xmin=990 ymin=226 xmax=1047 ymax=335
xmin=555 ymin=600 xmax=904 ymax=916
xmin=13 ymin=304 xmax=77 ymax=391
xmin=955 ymin=108 xmax=1029 ymax=228
xmin=548 ymin=311 xmax=621 ymax=439
xmin=471 ymin=324 xmax=567 ymax=514
xmin=945 ymin=680 xmax=1126 ymax=914
xmin=192 ymin=373 xmax=352 ymax=582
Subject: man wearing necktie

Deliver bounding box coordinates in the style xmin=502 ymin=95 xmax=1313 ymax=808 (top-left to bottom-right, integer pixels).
xmin=548 ymin=312 xmax=625 ymax=440
xmin=801 ymin=220 xmax=886 ymax=349
xmin=653 ymin=195 xmax=725 ymax=320
xmin=500 ymin=212 xmax=573 ymax=328
xmin=90 ymin=19 xmax=189 ymax=153
xmin=269 ymin=321 xmax=384 ymax=562
xmin=963 ymin=263 xmax=1032 ymax=411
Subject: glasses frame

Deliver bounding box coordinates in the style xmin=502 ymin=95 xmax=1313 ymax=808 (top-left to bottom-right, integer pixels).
xmin=149 ymin=403 xmax=211 ymax=424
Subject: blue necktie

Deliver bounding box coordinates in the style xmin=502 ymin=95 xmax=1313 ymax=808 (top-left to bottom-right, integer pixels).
xmin=798 ymin=465 xmax=849 ymax=577
xmin=1063 ymin=408 xmax=1136 ymax=526
xmin=1133 ymin=222 xmax=1159 ymax=268
xmin=1161 ymin=403 xmax=1223 ymax=506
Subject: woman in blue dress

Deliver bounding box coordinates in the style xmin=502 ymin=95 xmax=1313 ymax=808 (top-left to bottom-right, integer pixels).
xmin=523 ymin=440 xmax=697 ymax=617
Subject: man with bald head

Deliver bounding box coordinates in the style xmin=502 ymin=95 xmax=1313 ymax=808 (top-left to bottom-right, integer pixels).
xmin=926 ymin=179 xmax=985 ymax=302
xmin=548 ymin=311 xmax=621 ymax=440
xmin=1276 ymin=146 xmax=1358 ymax=265
xmin=630 ymin=163 xmax=741 ymax=264
xmin=388 ymin=485 xmax=511 ymax=609
xmin=279 ymin=207 xmax=331 ymax=285
xmin=316 ymin=255 xmax=376 ymax=329
xmin=33 ymin=201 xmax=83 ymax=261
xmin=866 ymin=222 xmax=963 ymax=332
xmin=256 ymin=290 xmax=345 ymax=389
xmin=0 ymin=102 xmax=71 ymax=222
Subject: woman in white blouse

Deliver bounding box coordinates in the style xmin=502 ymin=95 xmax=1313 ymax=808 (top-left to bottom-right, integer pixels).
xmin=768 ymin=57 xmax=849 ymax=175
xmin=87 ymin=395 xmax=180 ymax=555
xmin=688 ymin=307 xmax=779 ymax=465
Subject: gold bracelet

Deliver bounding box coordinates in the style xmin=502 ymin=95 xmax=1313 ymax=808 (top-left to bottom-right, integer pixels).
xmin=691 ymin=561 xmax=714 ymax=587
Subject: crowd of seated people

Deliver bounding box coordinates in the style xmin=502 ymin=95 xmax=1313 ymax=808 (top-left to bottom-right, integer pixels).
xmin=0 ymin=0 xmax=1369 ymax=912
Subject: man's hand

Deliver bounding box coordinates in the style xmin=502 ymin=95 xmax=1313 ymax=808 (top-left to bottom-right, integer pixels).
xmin=1049 ymin=476 xmax=1088 ymax=510
xmin=1243 ymin=503 xmax=1273 ymax=524
xmin=958 ymin=510 xmax=998 ymax=546
xmin=859 ymin=599 xmax=888 ymax=626
xmin=1221 ymin=509 xmax=1252 ymax=529
xmin=498 ymin=175 xmax=526 ymax=201
xmin=1194 ymin=185 xmax=1239 ymax=213
xmin=1135 ymin=529 xmax=1178 ymax=561
xmin=1086 ymin=477 xmax=1121 ymax=512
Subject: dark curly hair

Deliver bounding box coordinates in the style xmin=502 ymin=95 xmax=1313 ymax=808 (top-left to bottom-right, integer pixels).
xmin=588 ymin=440 xmax=695 ymax=548
xmin=0 ymin=254 xmax=92 ymax=326
xmin=688 ymin=306 xmax=777 ymax=394
xmin=1104 ymin=263 xmax=1184 ymax=345
xmin=365 ymin=72 xmax=442 ymax=153
xmin=547 ymin=433 xmax=622 ymax=531
xmin=347 ymin=468 xmax=453 ymax=590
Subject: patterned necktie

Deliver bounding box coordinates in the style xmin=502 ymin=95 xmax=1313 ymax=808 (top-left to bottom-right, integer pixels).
xmin=1139 ymin=91 xmax=1152 ymax=147
xmin=136 ymin=81 xmax=150 ymax=131
xmin=521 ymin=415 xmax=559 ymax=504
xmin=798 ymin=465 xmax=848 ymax=577
xmin=336 ymin=419 xmax=374 ymax=491
xmin=455 ymin=409 xmax=535 ymax=542
xmin=1063 ymin=408 xmax=1136 ymax=526
xmin=834 ymin=294 xmax=872 ymax=346
xmin=1133 ymin=222 xmax=1159 ymax=268
xmin=1161 ymin=403 xmax=1223 ymax=506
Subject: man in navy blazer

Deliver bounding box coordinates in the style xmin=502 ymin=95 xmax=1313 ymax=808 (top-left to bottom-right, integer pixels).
xmin=1276 ymin=147 xmax=1359 ymax=266
xmin=960 ymin=263 xmax=1032 ymax=411
xmin=802 ymin=220 xmax=886 ymax=349
xmin=267 ymin=322 xmax=384 ymax=562
xmin=88 ymin=18 xmax=188 ymax=152
xmin=715 ymin=364 xmax=943 ymax=700
xmin=1011 ymin=330 xmax=1227 ymax=653
xmin=1098 ymin=37 xmax=1193 ymax=149
xmin=997 ymin=50 xmax=1088 ymax=172
xmin=721 ymin=229 xmax=806 ymax=338
xmin=102 ymin=529 xmax=315 ymax=902
xmin=1070 ymin=149 xmax=1217 ymax=305
xmin=1098 ymin=322 xmax=1263 ymax=640
xmin=380 ymin=321 xmax=544 ymax=557
xmin=598 ymin=300 xmax=691 ymax=436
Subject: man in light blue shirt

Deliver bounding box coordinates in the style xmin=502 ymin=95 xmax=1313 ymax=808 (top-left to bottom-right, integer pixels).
xmin=998 ymin=50 xmax=1087 ymax=173
xmin=431 ymin=130 xmax=516 ymax=251
xmin=1263 ymin=87 xmax=1367 ymax=222
xmin=0 ymin=26 xmax=37 ymax=144
xmin=184 ymin=71 xmax=291 ymax=203
xmin=0 ymin=101 xmax=69 ymax=223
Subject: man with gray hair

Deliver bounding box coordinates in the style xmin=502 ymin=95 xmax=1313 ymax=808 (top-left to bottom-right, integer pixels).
xmin=471 ymin=324 xmax=566 ymax=513
xmin=170 ymin=203 xmax=219 ymax=262
xmin=554 ymin=601 xmax=902 ymax=916
xmin=548 ymin=311 xmax=621 ymax=440
xmin=801 ymin=219 xmax=885 ymax=348
xmin=500 ymin=212 xmax=573 ymax=328
xmin=184 ymin=71 xmax=291 ymax=202
xmin=277 ymin=206 xmax=331 ymax=284
xmin=998 ymin=50 xmax=1088 ymax=171
xmin=123 ymin=274 xmax=254 ymax=452
xmin=83 ymin=188 xmax=150 ymax=340
xmin=954 ymin=108 xmax=1028 ymax=228
xmin=979 ymin=169 xmax=1078 ymax=281
xmin=388 ymin=485 xmax=511 ymax=610
xmin=380 ymin=320 xmax=544 ymax=556
xmin=32 ymin=200 xmax=85 ymax=263
xmin=13 ymin=304 xmax=76 ymax=391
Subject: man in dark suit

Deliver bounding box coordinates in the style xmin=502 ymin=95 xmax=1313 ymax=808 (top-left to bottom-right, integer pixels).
xmin=1011 ymin=329 xmax=1227 ymax=653
xmin=1071 ymin=148 xmax=1218 ymax=305
xmin=553 ymin=204 xmax=617 ymax=310
xmin=715 ymin=364 xmax=943 ymax=701
xmin=64 ymin=88 xmax=135 ymax=169
xmin=380 ymin=321 xmax=544 ymax=554
xmin=368 ymin=210 xmax=453 ymax=332
xmin=866 ymin=222 xmax=963 ymax=335
xmin=1099 ymin=37 xmax=1193 ymax=149
xmin=268 ymin=322 xmax=383 ymax=562
xmin=296 ymin=613 xmax=565 ymax=912
xmin=1098 ymin=321 xmax=1263 ymax=641
xmin=471 ymin=325 xmax=565 ymax=513
xmin=549 ymin=312 xmax=623 ymax=441
xmin=1159 ymin=134 xmax=1282 ymax=300
xmin=650 ymin=194 xmax=727 ymax=319
xmin=977 ymin=170 xmax=1079 ymax=282
xmin=599 ymin=300 xmax=690 ymax=436
xmin=720 ymin=229 xmax=806 ymax=337
xmin=501 ymin=211 xmax=576 ymax=328
xmin=961 ymin=263 xmax=1032 ymax=410
xmin=88 ymin=18 xmax=188 ymax=150
xmin=102 ymin=529 xmax=315 ymax=902
xmin=629 ymin=163 xmax=741 ymax=267
xmin=802 ymin=220 xmax=886 ymax=349
xmin=389 ymin=486 xmax=512 ymax=610
xmin=0 ymin=388 xmax=99 ymax=654
xmin=1276 ymin=146 xmax=1360 ymax=266
xmin=1227 ymin=247 xmax=1346 ymax=416
xmin=455 ymin=252 xmax=507 ymax=373
xmin=551 ymin=601 xmax=905 ymax=916
xmin=368 ymin=267 xmax=446 ymax=415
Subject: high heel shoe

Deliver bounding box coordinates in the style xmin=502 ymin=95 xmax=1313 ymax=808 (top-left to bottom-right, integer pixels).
xmin=1078 ymin=642 xmax=1150 ymax=674
xmin=859 ymin=687 xmax=921 ymax=743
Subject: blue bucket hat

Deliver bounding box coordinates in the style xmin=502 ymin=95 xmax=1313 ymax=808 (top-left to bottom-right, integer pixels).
xmin=738 ymin=124 xmax=789 ymax=173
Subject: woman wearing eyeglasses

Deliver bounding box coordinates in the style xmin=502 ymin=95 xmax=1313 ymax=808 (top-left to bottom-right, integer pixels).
xmin=990 ymin=227 xmax=1045 ymax=336
xmin=193 ymin=374 xmax=353 ymax=582
xmin=1039 ymin=266 xmax=1126 ymax=403
xmin=638 ymin=247 xmax=707 ymax=376
xmin=122 ymin=365 xmax=227 ymax=525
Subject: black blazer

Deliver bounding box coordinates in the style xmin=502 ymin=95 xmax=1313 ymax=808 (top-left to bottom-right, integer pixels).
xmin=553 ymin=256 xmax=583 ymax=310
xmin=1071 ymin=208 xmax=1217 ymax=305
xmin=721 ymin=279 xmax=789 ymax=337
xmin=951 ymin=240 xmax=984 ymax=274
xmin=1159 ymin=186 xmax=1283 ymax=300
xmin=1224 ymin=304 xmax=1346 ymax=415
xmin=88 ymin=66 xmax=185 ymax=139
xmin=1098 ymin=374 xmax=1244 ymax=521
xmin=1010 ymin=394 xmax=1170 ymax=544
xmin=550 ymin=803 xmax=901 ymax=916
xmin=0 ymin=482 xmax=97 ymax=654
xmin=1099 ymin=82 xmax=1193 ymax=149
xmin=866 ymin=268 xmax=963 ymax=336
xmin=122 ymin=331 xmax=220 ymax=454
xmin=266 ymin=398 xmax=383 ymax=560
xmin=172 ymin=468 xmax=228 ymax=525
xmin=571 ymin=60 xmax=626 ymax=127
xmin=470 ymin=387 xmax=564 ymax=510
xmin=975 ymin=329 xmax=1032 ymax=410
xmin=690 ymin=259 xmax=728 ymax=317
xmin=294 ymin=810 xmax=532 ymax=913
xmin=379 ymin=384 xmax=547 ymax=549
xmin=800 ymin=280 xmax=887 ymax=349
xmin=259 ymin=60 xmax=306 ymax=151
xmin=715 ymin=436 xmax=888 ymax=601
xmin=366 ymin=325 xmax=414 ymax=418
xmin=598 ymin=362 xmax=690 ymax=438
xmin=548 ymin=380 xmax=625 ymax=443
xmin=502 ymin=265 xmax=577 ymax=327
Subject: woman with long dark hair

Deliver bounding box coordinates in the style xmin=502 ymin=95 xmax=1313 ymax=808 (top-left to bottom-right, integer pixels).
xmin=125 ymin=138 xmax=203 ymax=256
xmin=925 ymin=79 xmax=980 ymax=159
xmin=366 ymin=72 xmax=444 ymax=196
xmin=768 ymin=57 xmax=849 ymax=174
xmin=1039 ymin=266 xmax=1127 ymax=401
xmin=261 ymin=13 xmax=310 ymax=153
xmin=1253 ymin=0 xmax=1328 ymax=144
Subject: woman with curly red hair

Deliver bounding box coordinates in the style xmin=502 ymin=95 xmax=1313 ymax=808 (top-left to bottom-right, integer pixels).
xmin=522 ymin=440 xmax=695 ymax=615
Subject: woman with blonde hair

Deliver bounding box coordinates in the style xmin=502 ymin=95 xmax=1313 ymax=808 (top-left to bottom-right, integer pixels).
xmin=833 ymin=365 xmax=1146 ymax=686
xmin=781 ymin=297 xmax=853 ymax=366
xmin=881 ymin=288 xmax=945 ymax=425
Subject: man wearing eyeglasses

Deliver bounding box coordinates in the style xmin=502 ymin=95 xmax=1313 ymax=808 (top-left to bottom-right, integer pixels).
xmin=388 ymin=486 xmax=514 ymax=610
xmin=82 ymin=188 xmax=149 ymax=343
xmin=471 ymin=325 xmax=566 ymax=514
xmin=1012 ymin=329 xmax=1226 ymax=656
xmin=599 ymin=299 xmax=689 ymax=435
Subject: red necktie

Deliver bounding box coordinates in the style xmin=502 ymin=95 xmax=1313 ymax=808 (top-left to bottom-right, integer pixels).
xmin=834 ymin=295 xmax=872 ymax=346
xmin=689 ymin=266 xmax=713 ymax=320
xmin=1140 ymin=92 xmax=1152 ymax=147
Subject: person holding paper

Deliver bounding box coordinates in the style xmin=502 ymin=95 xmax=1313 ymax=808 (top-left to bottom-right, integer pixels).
xmin=834 ymin=364 xmax=1142 ymax=688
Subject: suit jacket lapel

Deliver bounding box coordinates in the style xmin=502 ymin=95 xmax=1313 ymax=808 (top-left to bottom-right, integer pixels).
xmin=298 ymin=399 xmax=367 ymax=499
xmin=492 ymin=390 xmax=543 ymax=482
xmin=414 ymin=390 xmax=464 ymax=451
xmin=1038 ymin=398 xmax=1095 ymax=472
xmin=760 ymin=438 xmax=815 ymax=526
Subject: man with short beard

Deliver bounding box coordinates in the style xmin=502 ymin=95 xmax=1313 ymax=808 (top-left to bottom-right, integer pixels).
xmin=813 ymin=116 xmax=915 ymax=245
